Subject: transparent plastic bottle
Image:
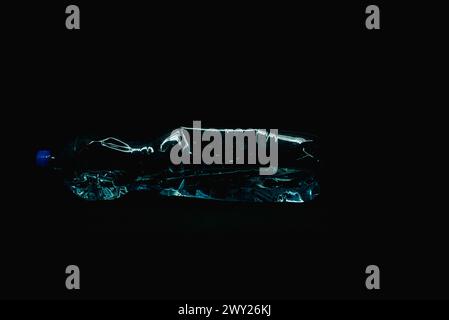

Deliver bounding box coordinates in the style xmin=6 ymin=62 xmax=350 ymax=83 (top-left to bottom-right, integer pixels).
xmin=36 ymin=127 xmax=320 ymax=203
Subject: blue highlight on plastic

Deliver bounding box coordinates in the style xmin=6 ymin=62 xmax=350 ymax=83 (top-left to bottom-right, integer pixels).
xmin=36 ymin=150 xmax=52 ymax=167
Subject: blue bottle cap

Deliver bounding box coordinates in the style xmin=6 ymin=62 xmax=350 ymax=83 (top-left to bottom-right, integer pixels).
xmin=36 ymin=150 xmax=52 ymax=167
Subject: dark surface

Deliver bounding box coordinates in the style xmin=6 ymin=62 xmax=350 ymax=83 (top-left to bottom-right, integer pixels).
xmin=1 ymin=1 xmax=446 ymax=299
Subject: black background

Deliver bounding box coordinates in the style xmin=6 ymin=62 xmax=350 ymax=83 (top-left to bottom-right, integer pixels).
xmin=1 ymin=1 xmax=447 ymax=300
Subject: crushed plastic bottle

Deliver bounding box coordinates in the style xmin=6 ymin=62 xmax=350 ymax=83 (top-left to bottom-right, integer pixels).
xmin=36 ymin=127 xmax=320 ymax=203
